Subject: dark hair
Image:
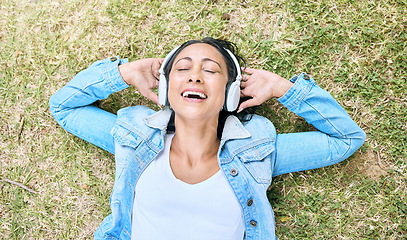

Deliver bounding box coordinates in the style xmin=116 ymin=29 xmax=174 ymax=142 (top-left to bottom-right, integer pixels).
xmin=164 ymin=37 xmax=256 ymax=139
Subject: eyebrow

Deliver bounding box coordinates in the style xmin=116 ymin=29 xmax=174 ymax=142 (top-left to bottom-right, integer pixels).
xmin=175 ymin=57 xmax=222 ymax=69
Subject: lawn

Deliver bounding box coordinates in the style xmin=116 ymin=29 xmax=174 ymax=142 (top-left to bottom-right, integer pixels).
xmin=0 ymin=0 xmax=406 ymax=239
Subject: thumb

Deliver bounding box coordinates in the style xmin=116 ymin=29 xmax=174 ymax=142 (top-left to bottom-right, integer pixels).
xmin=142 ymin=90 xmax=160 ymax=106
xmin=237 ymin=98 xmax=258 ymax=113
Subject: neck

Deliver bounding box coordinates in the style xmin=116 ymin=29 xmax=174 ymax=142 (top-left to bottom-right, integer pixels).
xmin=171 ymin=114 xmax=220 ymax=166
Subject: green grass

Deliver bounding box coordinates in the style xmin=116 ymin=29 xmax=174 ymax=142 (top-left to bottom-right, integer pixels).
xmin=1 ymin=0 xmax=406 ymax=239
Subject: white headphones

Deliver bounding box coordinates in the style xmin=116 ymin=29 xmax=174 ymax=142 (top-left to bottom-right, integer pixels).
xmin=158 ymin=45 xmax=242 ymax=112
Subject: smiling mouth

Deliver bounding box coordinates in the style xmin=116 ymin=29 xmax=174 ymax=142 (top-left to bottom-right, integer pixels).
xmin=181 ymin=91 xmax=208 ymax=100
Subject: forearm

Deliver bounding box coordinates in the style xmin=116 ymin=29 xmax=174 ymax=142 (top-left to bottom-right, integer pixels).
xmin=272 ymin=73 xmax=366 ymax=176
xmin=50 ymin=57 xmax=129 ymax=110
xmin=278 ymin=73 xmax=365 ymax=140
xmin=49 ymin=57 xmax=129 ymax=154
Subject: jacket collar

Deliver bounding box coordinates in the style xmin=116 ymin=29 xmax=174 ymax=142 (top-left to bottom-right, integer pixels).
xmin=144 ymin=108 xmax=251 ymax=141
xmin=221 ymin=114 xmax=251 ymax=141
xmin=144 ymin=107 xmax=173 ymax=130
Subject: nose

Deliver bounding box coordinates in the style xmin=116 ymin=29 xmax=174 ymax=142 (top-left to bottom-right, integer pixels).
xmin=188 ymin=78 xmax=202 ymax=83
xmin=188 ymin=67 xmax=203 ymax=83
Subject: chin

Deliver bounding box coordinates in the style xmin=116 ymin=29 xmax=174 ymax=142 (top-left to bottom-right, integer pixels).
xmin=172 ymin=106 xmax=221 ymax=121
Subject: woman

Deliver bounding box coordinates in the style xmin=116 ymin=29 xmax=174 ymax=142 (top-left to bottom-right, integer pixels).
xmin=49 ymin=37 xmax=365 ymax=240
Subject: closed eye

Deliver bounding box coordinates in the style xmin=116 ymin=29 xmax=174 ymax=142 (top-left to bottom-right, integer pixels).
xmin=204 ymin=67 xmax=220 ymax=73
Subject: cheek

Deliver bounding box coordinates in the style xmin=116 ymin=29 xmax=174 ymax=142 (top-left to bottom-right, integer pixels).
xmin=167 ymin=73 xmax=181 ymax=92
xmin=213 ymin=82 xmax=227 ymax=105
xmin=167 ymin=80 xmax=177 ymax=105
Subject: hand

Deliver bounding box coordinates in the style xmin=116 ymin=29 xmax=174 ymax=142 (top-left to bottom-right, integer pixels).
xmin=119 ymin=58 xmax=164 ymax=106
xmin=238 ymin=67 xmax=293 ymax=112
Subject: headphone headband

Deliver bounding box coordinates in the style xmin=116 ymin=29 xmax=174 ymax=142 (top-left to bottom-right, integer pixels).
xmin=225 ymin=48 xmax=242 ymax=82
xmin=158 ymin=46 xmax=180 ymax=76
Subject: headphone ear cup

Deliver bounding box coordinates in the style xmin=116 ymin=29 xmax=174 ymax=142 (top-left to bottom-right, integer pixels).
xmin=158 ymin=73 xmax=168 ymax=106
xmin=158 ymin=45 xmax=180 ymax=107
xmin=224 ymin=81 xmax=241 ymax=112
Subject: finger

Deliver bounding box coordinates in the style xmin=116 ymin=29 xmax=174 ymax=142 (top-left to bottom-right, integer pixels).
xmin=240 ymin=81 xmax=248 ymax=89
xmin=240 ymin=87 xmax=253 ymax=98
xmin=155 ymin=58 xmax=164 ymax=68
xmin=150 ymin=78 xmax=159 ymax=89
xmin=157 ymin=58 xmax=164 ymax=71
xmin=240 ymin=88 xmax=250 ymax=97
xmin=152 ymin=61 xmax=162 ymax=79
xmin=153 ymin=71 xmax=160 ymax=80
xmin=241 ymin=74 xmax=250 ymax=82
xmin=242 ymin=67 xmax=256 ymax=74
xmin=153 ymin=58 xmax=164 ymax=79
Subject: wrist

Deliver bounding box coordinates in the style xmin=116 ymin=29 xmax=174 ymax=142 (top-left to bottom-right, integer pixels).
xmin=118 ymin=63 xmax=133 ymax=85
xmin=273 ymin=77 xmax=293 ymax=98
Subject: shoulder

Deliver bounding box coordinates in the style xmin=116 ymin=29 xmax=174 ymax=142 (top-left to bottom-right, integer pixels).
xmin=243 ymin=114 xmax=276 ymax=139
xmin=112 ymin=106 xmax=157 ymax=140
xmin=117 ymin=105 xmax=156 ymax=124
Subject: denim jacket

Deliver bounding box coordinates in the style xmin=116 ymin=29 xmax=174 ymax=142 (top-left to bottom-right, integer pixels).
xmin=49 ymin=57 xmax=366 ymax=240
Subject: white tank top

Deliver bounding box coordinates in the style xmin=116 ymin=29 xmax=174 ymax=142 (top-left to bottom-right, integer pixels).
xmin=131 ymin=134 xmax=245 ymax=240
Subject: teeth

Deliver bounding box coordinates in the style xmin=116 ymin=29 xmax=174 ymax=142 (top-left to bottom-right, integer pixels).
xmin=182 ymin=91 xmax=207 ymax=99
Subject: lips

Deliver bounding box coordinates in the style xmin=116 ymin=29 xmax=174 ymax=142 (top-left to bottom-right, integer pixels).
xmin=181 ymin=90 xmax=208 ymax=100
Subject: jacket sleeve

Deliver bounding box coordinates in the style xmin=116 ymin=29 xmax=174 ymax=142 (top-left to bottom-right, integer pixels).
xmin=272 ymin=73 xmax=366 ymax=177
xmin=49 ymin=57 xmax=129 ymax=154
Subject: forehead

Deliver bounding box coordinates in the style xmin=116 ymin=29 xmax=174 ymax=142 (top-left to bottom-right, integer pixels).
xmin=174 ymin=43 xmax=226 ymax=65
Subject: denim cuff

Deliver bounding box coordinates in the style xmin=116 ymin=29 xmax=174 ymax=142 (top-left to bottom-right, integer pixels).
xmin=103 ymin=56 xmax=130 ymax=92
xmin=277 ymin=73 xmax=315 ymax=111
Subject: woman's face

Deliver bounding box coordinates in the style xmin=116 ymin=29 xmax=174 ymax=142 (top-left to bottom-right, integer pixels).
xmin=168 ymin=43 xmax=229 ymax=122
